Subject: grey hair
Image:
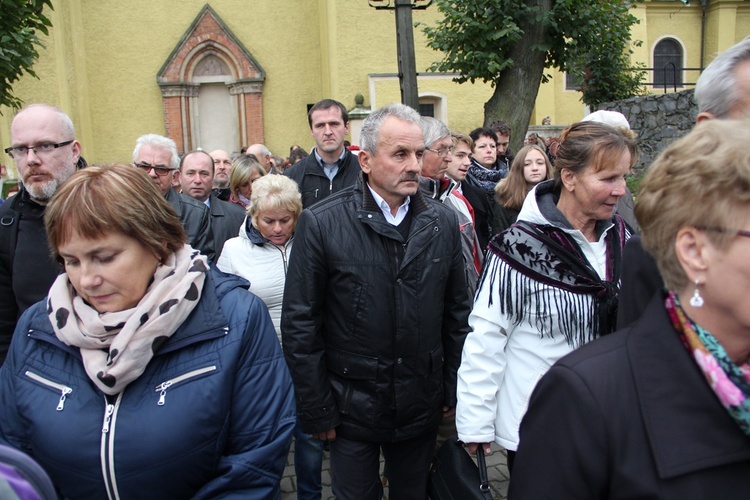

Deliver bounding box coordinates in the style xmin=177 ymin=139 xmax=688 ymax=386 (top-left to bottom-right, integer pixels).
xmin=360 ymin=103 xmax=422 ymax=155
xmin=132 ymin=134 xmax=180 ymax=169
xmin=695 ymin=38 xmax=750 ymax=118
xmin=248 ymin=144 xmax=271 ymax=158
xmin=14 ymin=104 xmax=76 ymax=139
xmin=420 ymin=117 xmax=451 ymax=149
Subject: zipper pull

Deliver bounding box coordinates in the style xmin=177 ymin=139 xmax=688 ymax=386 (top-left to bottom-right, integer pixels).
xmin=314 ymin=188 xmax=319 ymax=198
xmin=329 ymin=180 xmax=333 ymax=193
xmin=57 ymin=387 xmax=72 ymax=411
xmin=102 ymin=404 xmax=115 ymax=433
xmin=156 ymin=381 xmax=172 ymax=406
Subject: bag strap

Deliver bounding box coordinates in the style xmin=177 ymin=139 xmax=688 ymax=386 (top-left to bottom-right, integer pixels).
xmin=476 ymin=447 xmax=492 ymax=498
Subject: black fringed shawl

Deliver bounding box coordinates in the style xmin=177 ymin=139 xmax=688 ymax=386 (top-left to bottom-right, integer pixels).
xmin=481 ymin=217 xmax=629 ymax=347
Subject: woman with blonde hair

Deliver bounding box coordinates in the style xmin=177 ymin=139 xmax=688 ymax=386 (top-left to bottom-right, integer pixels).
xmin=511 ymin=118 xmax=750 ymax=497
xmin=0 ymin=164 xmax=295 ymax=498
xmin=218 ymin=174 xmax=325 ymax=499
xmin=228 ymin=153 xmax=266 ymax=208
xmin=492 ymin=145 xmax=553 ymax=235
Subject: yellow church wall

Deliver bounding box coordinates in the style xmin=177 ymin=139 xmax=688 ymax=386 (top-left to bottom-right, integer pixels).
xmin=2 ymin=0 xmax=748 ymax=177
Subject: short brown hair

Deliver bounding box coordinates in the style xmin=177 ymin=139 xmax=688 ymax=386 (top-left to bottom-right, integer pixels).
xmin=636 ymin=119 xmax=750 ymax=290
xmin=451 ymin=132 xmax=474 ymax=151
xmin=45 ymin=164 xmax=186 ymax=263
xmin=554 ymin=122 xmax=638 ymax=190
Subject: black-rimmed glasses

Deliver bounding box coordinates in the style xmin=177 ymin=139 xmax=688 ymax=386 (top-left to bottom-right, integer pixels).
xmin=134 ymin=162 xmax=175 ymax=177
xmin=4 ymin=140 xmax=74 ymax=159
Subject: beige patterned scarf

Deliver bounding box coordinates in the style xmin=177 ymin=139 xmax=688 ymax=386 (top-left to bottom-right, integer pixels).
xmin=47 ymin=245 xmax=208 ymax=395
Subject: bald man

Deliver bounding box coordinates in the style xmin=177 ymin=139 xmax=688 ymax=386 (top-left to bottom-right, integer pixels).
xmin=0 ymin=104 xmax=85 ymax=364
xmin=210 ymin=149 xmax=232 ymax=201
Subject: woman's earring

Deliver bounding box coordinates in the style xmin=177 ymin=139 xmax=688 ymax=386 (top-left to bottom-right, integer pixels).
xmin=689 ymin=280 xmax=704 ymax=308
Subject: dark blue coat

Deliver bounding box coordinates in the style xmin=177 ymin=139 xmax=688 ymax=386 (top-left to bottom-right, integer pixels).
xmin=0 ymin=267 xmax=296 ymax=499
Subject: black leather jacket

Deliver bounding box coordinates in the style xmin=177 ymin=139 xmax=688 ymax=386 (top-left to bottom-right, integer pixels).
xmin=165 ymin=188 xmax=215 ymax=262
xmin=283 ymin=149 xmax=360 ymax=209
xmin=281 ymin=175 xmax=471 ymax=442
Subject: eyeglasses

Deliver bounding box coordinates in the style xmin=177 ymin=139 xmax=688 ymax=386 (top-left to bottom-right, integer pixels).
xmin=134 ymin=162 xmax=175 ymax=177
xmin=4 ymin=140 xmax=74 ymax=159
xmin=697 ymin=226 xmax=750 ymax=239
xmin=426 ymin=146 xmax=455 ymax=157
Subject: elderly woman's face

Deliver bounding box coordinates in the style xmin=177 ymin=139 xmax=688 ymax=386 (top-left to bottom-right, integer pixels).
xmin=238 ymin=170 xmax=263 ymax=199
xmin=256 ymin=208 xmax=296 ymax=246
xmin=564 ymin=149 xmax=630 ymax=224
xmin=57 ymin=231 xmax=160 ymax=313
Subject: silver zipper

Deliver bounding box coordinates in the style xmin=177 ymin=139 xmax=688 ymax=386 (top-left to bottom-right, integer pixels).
xmin=24 ymin=371 xmax=73 ymax=411
xmin=102 ymin=403 xmax=115 ymax=433
xmin=100 ymin=394 xmax=123 ymax=500
xmin=154 ymin=365 xmax=217 ymax=406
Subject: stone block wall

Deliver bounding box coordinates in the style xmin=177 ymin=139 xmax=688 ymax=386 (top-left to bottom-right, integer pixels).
xmin=598 ymin=89 xmax=697 ymax=174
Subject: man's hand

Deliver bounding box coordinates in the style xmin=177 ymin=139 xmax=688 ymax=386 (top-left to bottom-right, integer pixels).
xmin=442 ymin=406 xmax=456 ymax=418
xmin=466 ymin=442 xmax=492 ymax=455
xmin=313 ymin=428 xmax=337 ymax=442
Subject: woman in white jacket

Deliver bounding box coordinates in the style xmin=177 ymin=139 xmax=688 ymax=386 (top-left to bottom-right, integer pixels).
xmin=218 ymin=174 xmax=300 ymax=340
xmin=218 ymin=174 xmax=325 ymax=499
xmin=456 ymin=121 xmax=637 ymax=472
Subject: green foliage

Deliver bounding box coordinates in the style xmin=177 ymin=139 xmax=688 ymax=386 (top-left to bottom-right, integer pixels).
xmin=421 ymin=0 xmax=645 ymax=109
xmin=0 ymin=0 xmax=53 ymax=111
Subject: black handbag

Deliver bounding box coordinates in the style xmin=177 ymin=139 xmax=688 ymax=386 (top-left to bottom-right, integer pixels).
xmin=427 ymin=437 xmax=494 ymax=500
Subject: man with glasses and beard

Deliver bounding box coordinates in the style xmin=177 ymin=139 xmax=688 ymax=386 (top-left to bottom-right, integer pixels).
xmin=0 ymin=104 xmax=85 ymax=364
xmin=132 ymin=134 xmax=214 ymax=262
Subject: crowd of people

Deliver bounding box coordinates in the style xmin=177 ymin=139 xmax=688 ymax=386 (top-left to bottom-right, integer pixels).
xmin=0 ymin=37 xmax=748 ymax=499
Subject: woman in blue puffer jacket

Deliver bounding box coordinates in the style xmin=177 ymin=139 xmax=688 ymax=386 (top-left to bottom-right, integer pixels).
xmin=0 ymin=164 xmax=296 ymax=499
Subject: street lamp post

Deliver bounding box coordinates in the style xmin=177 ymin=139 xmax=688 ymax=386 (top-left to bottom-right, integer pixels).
xmin=368 ymin=0 xmax=432 ymax=111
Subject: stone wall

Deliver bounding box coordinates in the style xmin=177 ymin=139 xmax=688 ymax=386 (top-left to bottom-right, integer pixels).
xmin=598 ymin=89 xmax=697 ymax=174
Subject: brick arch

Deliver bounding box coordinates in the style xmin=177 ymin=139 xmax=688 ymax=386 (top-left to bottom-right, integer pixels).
xmin=157 ymin=4 xmax=265 ymax=153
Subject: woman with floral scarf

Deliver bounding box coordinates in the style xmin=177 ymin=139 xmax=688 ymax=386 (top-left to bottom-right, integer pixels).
xmin=510 ymin=119 xmax=750 ymax=497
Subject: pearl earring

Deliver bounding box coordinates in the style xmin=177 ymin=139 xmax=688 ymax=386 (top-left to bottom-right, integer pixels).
xmin=689 ymin=279 xmax=704 ymax=308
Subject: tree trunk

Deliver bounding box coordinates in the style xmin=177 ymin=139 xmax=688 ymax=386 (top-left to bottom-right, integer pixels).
xmin=484 ymin=0 xmax=553 ymax=154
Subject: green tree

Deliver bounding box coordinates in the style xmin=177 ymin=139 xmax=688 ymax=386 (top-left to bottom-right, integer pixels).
xmin=0 ymin=0 xmax=53 ymax=111
xmin=421 ymin=0 xmax=645 ymax=150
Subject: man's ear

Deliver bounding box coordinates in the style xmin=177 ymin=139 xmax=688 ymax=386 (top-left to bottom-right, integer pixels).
xmin=675 ymin=226 xmax=709 ymax=284
xmin=359 ymin=151 xmax=372 ymax=175
xmin=696 ymin=112 xmax=715 ymax=124
xmin=71 ymin=140 xmax=82 ymax=163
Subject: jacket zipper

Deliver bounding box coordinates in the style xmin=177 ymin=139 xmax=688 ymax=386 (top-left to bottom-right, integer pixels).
xmin=154 ymin=365 xmax=217 ymax=406
xmin=100 ymin=393 xmax=123 ymax=500
xmin=24 ymin=371 xmax=73 ymax=411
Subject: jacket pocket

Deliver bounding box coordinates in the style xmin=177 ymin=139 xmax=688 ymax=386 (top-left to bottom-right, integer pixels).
xmin=154 ymin=365 xmax=218 ymax=406
xmin=326 ymin=349 xmax=378 ymax=418
xmin=24 ymin=371 xmax=73 ymax=411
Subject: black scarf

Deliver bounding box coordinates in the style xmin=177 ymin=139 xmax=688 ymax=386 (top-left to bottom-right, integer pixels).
xmin=481 ymin=217 xmax=629 ymax=346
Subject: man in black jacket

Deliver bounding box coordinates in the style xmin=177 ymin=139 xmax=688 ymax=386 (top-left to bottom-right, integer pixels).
xmin=284 ymin=99 xmax=360 ymax=208
xmin=282 ymin=103 xmax=471 ymax=499
xmin=179 ymin=150 xmax=244 ymax=259
xmin=0 ymin=104 xmax=83 ymax=364
xmin=132 ymin=134 xmax=215 ymax=261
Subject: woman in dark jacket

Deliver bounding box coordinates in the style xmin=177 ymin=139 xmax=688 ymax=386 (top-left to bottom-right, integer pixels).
xmin=511 ymin=119 xmax=750 ymax=498
xmin=0 ymin=164 xmax=295 ymax=499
